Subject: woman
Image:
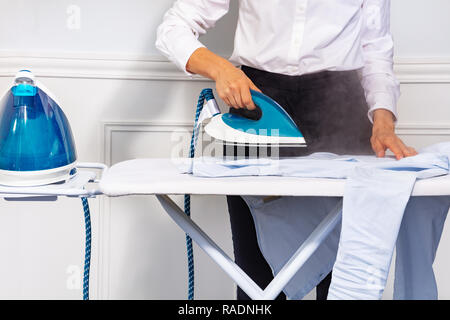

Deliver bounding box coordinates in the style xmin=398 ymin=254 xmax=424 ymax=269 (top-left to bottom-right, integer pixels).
xmin=156 ymin=0 xmax=417 ymax=299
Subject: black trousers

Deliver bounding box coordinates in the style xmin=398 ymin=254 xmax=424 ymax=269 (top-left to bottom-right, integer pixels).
xmin=227 ymin=66 xmax=373 ymax=300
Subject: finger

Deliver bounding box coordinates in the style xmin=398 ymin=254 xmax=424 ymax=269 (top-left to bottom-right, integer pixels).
xmin=223 ymin=87 xmax=239 ymax=108
xmin=385 ymin=139 xmax=405 ymax=160
xmin=371 ymin=138 xmax=386 ymax=158
xmin=395 ymin=138 xmax=419 ymax=158
xmin=232 ymin=89 xmax=245 ymax=109
xmin=398 ymin=139 xmax=414 ymax=157
xmin=219 ymin=88 xmax=234 ymax=108
xmin=228 ymin=93 xmax=240 ymax=109
xmin=404 ymin=149 xmax=417 ymax=157
xmin=407 ymin=146 xmax=418 ymax=156
xmin=241 ymin=87 xmax=256 ymax=110
xmin=228 ymin=84 xmax=244 ymax=108
xmin=221 ymin=95 xmax=233 ymax=108
xmin=402 ymin=143 xmax=418 ymax=157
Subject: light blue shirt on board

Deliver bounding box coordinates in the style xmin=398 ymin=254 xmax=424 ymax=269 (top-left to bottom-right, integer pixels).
xmin=181 ymin=142 xmax=450 ymax=299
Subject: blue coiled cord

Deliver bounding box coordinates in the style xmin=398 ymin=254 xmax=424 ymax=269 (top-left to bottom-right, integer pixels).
xmin=81 ymin=197 xmax=91 ymax=300
xmin=184 ymin=88 xmax=215 ymax=300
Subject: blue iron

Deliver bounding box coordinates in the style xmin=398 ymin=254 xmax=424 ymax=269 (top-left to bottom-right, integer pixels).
xmin=0 ymin=70 xmax=77 ymax=186
xmin=204 ymin=90 xmax=306 ymax=147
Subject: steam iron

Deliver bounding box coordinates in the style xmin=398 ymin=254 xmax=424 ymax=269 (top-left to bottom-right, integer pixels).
xmin=204 ymin=90 xmax=306 ymax=148
xmin=0 ymin=70 xmax=77 ymax=186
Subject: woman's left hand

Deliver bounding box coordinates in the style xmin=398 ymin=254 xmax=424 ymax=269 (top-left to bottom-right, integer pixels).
xmin=370 ymin=109 xmax=418 ymax=160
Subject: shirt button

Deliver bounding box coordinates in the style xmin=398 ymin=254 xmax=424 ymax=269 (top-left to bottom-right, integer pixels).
xmin=287 ymin=66 xmax=297 ymax=74
xmin=297 ymin=4 xmax=306 ymax=14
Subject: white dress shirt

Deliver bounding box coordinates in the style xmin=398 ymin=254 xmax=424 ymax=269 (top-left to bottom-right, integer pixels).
xmin=156 ymin=0 xmax=400 ymax=122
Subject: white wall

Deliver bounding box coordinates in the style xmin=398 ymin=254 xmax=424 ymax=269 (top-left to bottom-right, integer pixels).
xmin=0 ymin=0 xmax=449 ymax=300
xmin=391 ymin=0 xmax=450 ymax=57
xmin=0 ymin=0 xmax=237 ymax=57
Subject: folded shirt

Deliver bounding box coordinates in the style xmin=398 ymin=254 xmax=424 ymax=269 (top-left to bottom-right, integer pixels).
xmin=181 ymin=148 xmax=449 ymax=181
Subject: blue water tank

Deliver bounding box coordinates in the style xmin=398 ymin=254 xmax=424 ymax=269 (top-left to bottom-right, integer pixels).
xmin=0 ymin=71 xmax=77 ymax=184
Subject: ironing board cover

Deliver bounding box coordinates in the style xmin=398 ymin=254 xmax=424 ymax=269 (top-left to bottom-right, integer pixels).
xmin=99 ymin=158 xmax=450 ymax=197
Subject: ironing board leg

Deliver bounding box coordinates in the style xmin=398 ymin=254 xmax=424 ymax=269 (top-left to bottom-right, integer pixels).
xmin=156 ymin=194 xmax=264 ymax=300
xmin=155 ymin=194 xmax=342 ymax=300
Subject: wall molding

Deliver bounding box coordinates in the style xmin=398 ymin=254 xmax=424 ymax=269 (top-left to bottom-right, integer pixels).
xmin=101 ymin=122 xmax=450 ymax=162
xmin=396 ymin=123 xmax=450 ymax=136
xmin=0 ymin=53 xmax=209 ymax=81
xmin=101 ymin=121 xmax=194 ymax=166
xmin=0 ymin=52 xmax=450 ymax=83
xmin=394 ymin=58 xmax=450 ymax=83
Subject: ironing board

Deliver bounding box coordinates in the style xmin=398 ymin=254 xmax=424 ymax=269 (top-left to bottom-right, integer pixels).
xmin=99 ymin=158 xmax=450 ymax=300
xmin=0 ymin=163 xmax=106 ymax=199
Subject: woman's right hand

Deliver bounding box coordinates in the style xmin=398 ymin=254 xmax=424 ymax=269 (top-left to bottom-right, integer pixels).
xmin=212 ymin=64 xmax=261 ymax=110
xmin=186 ymin=47 xmax=261 ymax=110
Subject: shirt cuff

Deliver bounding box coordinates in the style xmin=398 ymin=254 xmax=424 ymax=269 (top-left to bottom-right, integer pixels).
xmin=165 ymin=29 xmax=206 ymax=76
